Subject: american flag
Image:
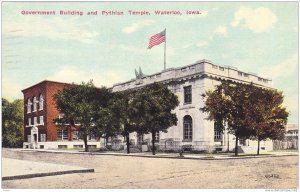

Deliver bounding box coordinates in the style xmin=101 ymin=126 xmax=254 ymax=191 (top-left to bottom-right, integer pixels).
xmin=148 ymin=29 xmax=166 ymax=49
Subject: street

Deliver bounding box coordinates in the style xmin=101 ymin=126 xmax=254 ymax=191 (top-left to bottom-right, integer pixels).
xmin=2 ymin=149 xmax=298 ymax=189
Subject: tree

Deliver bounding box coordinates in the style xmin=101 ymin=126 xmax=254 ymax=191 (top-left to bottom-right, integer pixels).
xmin=91 ymin=89 xmax=116 ymax=148
xmin=202 ymin=81 xmax=289 ymax=156
xmin=92 ymin=105 xmax=116 ymax=148
xmin=2 ymin=98 xmax=24 ymax=148
xmin=107 ymin=91 xmax=139 ymax=153
xmin=54 ymin=80 xmax=112 ymax=152
xmin=202 ymin=82 xmax=258 ymax=156
xmin=130 ymin=83 xmax=179 ymax=155
xmin=248 ymin=87 xmax=288 ymax=155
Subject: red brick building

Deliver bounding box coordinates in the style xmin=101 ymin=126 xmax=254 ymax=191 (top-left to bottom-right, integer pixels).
xmin=22 ymin=80 xmax=100 ymax=149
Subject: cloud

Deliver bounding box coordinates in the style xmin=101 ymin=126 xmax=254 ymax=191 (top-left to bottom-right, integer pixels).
xmin=260 ymin=53 xmax=298 ymax=79
xmin=214 ymin=25 xmax=227 ymax=36
xmin=2 ymin=76 xmax=22 ymax=101
xmin=259 ymin=54 xmax=298 ymax=123
xmin=46 ymin=66 xmax=128 ymax=87
xmin=231 ymin=7 xmax=277 ymax=33
xmin=122 ymin=20 xmax=154 ymax=34
xmin=182 ymin=43 xmax=193 ymax=49
xmin=196 ymin=41 xmax=208 ymax=47
xmin=3 ymin=17 xmax=98 ymax=43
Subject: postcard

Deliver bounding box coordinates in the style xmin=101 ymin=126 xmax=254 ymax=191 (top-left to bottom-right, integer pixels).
xmin=2 ymin=1 xmax=298 ymax=190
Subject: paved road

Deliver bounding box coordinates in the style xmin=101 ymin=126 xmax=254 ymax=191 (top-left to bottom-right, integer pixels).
xmin=2 ymin=149 xmax=298 ymax=189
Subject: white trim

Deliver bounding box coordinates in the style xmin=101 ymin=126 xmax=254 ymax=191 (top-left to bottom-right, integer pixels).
xmin=23 ymin=141 xmax=102 ymax=149
xmin=33 ymin=97 xmax=38 ymax=112
xmin=33 ymin=117 xmax=38 ymax=125
xmin=39 ymin=95 xmax=44 ymax=111
xmin=39 ymin=116 xmax=44 ymax=125
xmin=27 ymin=99 xmax=32 ymax=113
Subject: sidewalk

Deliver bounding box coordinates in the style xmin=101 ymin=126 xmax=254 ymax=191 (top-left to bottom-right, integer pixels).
xmin=16 ymin=148 xmax=298 ymax=160
xmin=2 ymin=158 xmax=94 ymax=180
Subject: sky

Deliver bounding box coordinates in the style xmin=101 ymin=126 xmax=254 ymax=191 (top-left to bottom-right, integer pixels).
xmin=2 ymin=2 xmax=298 ymax=123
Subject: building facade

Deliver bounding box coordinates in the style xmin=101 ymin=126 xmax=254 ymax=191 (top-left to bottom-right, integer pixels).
xmin=22 ymin=59 xmax=274 ymax=152
xmin=112 ymin=59 xmax=273 ymax=152
xmin=273 ymin=123 xmax=298 ymax=150
xmin=22 ymin=80 xmax=100 ymax=149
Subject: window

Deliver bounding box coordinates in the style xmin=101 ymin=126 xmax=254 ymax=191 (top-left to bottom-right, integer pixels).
xmin=239 ymin=138 xmax=246 ymax=146
xmin=28 ymin=118 xmax=32 ymax=126
xmin=88 ymin=132 xmax=96 ymax=140
xmin=40 ymin=134 xmax=46 ymax=142
xmin=137 ymin=133 xmax=144 ymax=144
xmin=34 ymin=117 xmax=37 ymax=125
xmin=56 ymin=114 xmax=65 ymax=125
xmin=214 ymin=122 xmax=222 ymax=141
xmin=88 ymin=145 xmax=97 ymax=149
xmin=212 ymin=65 xmax=218 ymax=69
xmin=57 ymin=129 xmax=68 ymax=140
xmin=33 ymin=97 xmax=37 ymax=112
xmin=183 ymin=115 xmax=193 ymax=141
xmin=243 ymin=73 xmax=249 ymax=78
xmin=155 ymin=132 xmax=160 ymax=142
xmin=39 ymin=95 xmax=44 ymax=110
xmin=58 ymin=145 xmax=68 ymax=149
xmin=39 ymin=116 xmax=44 ymax=125
xmin=73 ymin=145 xmax=83 ymax=149
xmin=73 ymin=131 xmax=80 ymax=140
xmin=27 ymin=99 xmax=32 ymax=113
xmin=184 ymin=86 xmax=192 ymax=104
xmin=258 ymin=77 xmax=263 ymax=81
xmin=219 ymin=67 xmax=224 ymax=71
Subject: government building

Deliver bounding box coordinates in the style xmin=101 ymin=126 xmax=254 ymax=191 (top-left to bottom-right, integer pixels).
xmin=22 ymin=59 xmax=274 ymax=153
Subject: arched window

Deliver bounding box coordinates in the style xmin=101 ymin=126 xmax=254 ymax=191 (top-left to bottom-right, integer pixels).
xmin=33 ymin=97 xmax=37 ymax=112
xmin=183 ymin=115 xmax=192 ymax=141
xmin=39 ymin=94 xmax=44 ymax=111
xmin=27 ymin=99 xmax=32 ymax=113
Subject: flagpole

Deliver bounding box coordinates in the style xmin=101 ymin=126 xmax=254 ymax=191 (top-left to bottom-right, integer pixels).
xmin=164 ymin=29 xmax=166 ymax=70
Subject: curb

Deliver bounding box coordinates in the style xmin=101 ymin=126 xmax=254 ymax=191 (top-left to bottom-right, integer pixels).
xmin=19 ymin=149 xmax=298 ymax=161
xmin=91 ymin=153 xmax=298 ymax=161
xmin=2 ymin=168 xmax=94 ymax=181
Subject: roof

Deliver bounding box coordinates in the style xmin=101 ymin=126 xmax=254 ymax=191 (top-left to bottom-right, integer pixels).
xmin=21 ymin=80 xmax=72 ymax=92
xmin=112 ymin=59 xmax=272 ymax=89
xmin=286 ymin=123 xmax=299 ymax=131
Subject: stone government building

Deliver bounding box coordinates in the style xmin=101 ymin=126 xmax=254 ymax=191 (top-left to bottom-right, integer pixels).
xmin=22 ymin=59 xmax=274 ymax=153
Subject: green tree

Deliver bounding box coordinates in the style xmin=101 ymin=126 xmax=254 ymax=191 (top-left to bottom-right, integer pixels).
xmin=202 ymin=82 xmax=257 ymax=156
xmin=248 ymin=87 xmax=288 ymax=155
xmin=202 ymin=81 xmax=289 ymax=156
xmin=2 ymin=98 xmax=24 ymax=148
xmin=131 ymin=83 xmax=179 ymax=155
xmin=54 ymin=81 xmax=112 ymax=152
xmin=91 ymin=89 xmax=116 ymax=147
xmin=108 ymin=91 xmax=139 ymax=153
